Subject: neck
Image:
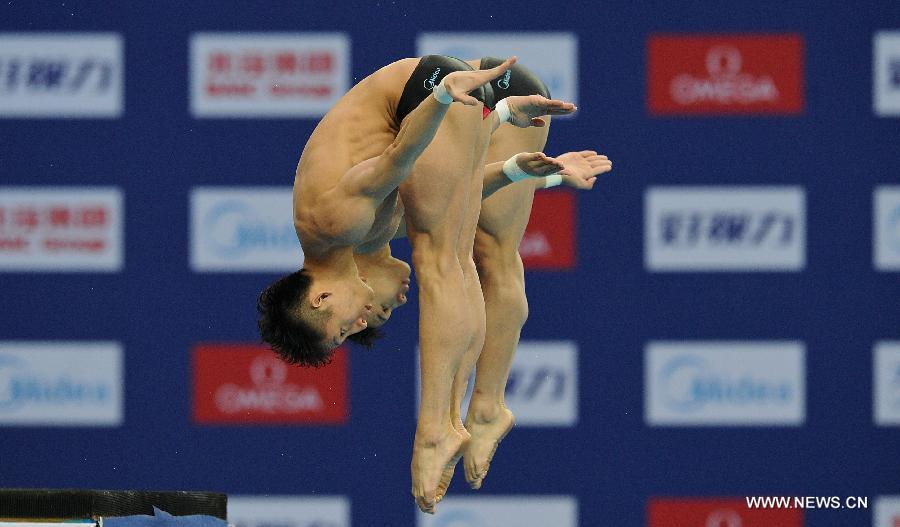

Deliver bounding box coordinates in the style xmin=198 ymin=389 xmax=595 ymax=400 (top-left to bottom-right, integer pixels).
xmin=353 ymin=245 xmax=392 ymax=271
xmin=303 ymin=247 xmax=359 ymax=280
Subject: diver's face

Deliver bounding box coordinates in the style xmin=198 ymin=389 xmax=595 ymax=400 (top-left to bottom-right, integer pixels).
xmin=321 ymin=275 xmax=376 ymax=348
xmin=362 ymin=257 xmax=411 ymax=328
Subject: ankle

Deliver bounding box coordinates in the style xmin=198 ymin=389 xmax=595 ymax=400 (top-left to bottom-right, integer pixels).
xmin=467 ymin=397 xmax=503 ymax=424
xmin=414 ymin=420 xmax=456 ymax=447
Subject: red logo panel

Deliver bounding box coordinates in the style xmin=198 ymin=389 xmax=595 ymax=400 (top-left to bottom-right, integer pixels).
xmin=648 ymin=34 xmax=804 ymax=115
xmin=648 ymin=498 xmax=803 ymax=527
xmin=193 ymin=344 xmax=349 ymax=425
xmin=520 ymin=190 xmax=576 ymax=270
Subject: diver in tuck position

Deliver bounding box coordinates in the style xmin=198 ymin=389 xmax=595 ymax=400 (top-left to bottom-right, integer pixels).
xmin=256 ymin=55 xmax=577 ymax=513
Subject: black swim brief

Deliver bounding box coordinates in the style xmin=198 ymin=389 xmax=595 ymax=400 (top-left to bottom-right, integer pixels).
xmin=395 ymin=55 xmax=488 ymax=124
xmin=478 ymin=56 xmax=552 ymax=111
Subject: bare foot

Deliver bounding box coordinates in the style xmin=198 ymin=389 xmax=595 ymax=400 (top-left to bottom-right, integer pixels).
xmin=411 ymin=422 xmax=470 ymax=514
xmin=434 ymin=417 xmax=469 ymax=503
xmin=463 ymin=401 xmax=515 ymax=489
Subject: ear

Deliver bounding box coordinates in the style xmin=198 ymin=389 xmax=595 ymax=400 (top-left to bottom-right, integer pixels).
xmin=311 ymin=290 xmax=331 ymax=309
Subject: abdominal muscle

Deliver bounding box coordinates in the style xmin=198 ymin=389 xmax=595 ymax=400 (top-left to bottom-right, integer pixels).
xmin=293 ymin=59 xmax=412 ymax=251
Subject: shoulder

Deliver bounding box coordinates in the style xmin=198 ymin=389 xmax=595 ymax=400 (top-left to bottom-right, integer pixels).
xmin=364 ymin=58 xmax=420 ymax=103
xmin=295 ymin=185 xmax=376 ymax=249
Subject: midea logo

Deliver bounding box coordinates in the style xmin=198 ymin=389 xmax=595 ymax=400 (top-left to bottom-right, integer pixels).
xmin=423 ymin=68 xmax=441 ymax=90
xmin=497 ymin=69 xmax=512 ymax=89
xmin=660 ymin=355 xmax=794 ymax=413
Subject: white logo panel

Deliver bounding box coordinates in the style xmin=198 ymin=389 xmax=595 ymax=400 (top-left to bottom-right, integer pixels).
xmin=874 ymin=496 xmax=900 ymax=527
xmin=190 ymin=33 xmax=350 ymax=117
xmin=874 ymin=186 xmax=900 ymax=270
xmin=190 ymin=187 xmax=302 ymax=272
xmin=874 ymin=31 xmax=900 ymax=116
xmin=645 ymin=186 xmax=806 ymax=271
xmin=874 ymin=342 xmax=900 ymax=426
xmin=0 ymin=33 xmax=123 ymax=118
xmin=416 ymin=32 xmax=578 ymax=106
xmin=0 ymin=187 xmax=123 ymax=272
xmin=228 ymin=496 xmax=349 ymax=527
xmin=0 ymin=342 xmax=123 ymax=426
xmin=417 ymin=341 xmax=578 ymax=427
xmin=417 ymin=496 xmax=578 ymax=527
xmin=645 ymin=341 xmax=806 ymax=426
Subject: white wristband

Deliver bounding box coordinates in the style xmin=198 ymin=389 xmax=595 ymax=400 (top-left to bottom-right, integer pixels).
xmin=432 ymin=78 xmax=453 ymax=104
xmin=494 ymin=98 xmax=511 ymax=123
xmin=544 ymin=173 xmax=563 ymax=188
xmin=502 ymin=154 xmax=535 ymax=182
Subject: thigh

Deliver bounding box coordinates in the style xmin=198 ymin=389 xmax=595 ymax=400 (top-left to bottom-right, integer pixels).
xmin=456 ymin=114 xmax=494 ymax=261
xmin=400 ymin=102 xmax=484 ymax=245
xmin=476 ymin=123 xmax=550 ymax=248
xmin=477 ymin=181 xmax=536 ymax=250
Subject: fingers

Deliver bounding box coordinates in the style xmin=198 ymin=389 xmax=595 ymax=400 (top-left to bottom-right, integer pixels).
xmin=446 ymin=86 xmax=480 ymax=106
xmin=525 ymin=154 xmax=563 ymax=175
xmin=478 ymin=56 xmax=518 ymax=85
xmin=548 ymin=162 xmax=566 ymax=174
xmin=530 ymin=117 xmax=546 ymax=127
xmin=532 ymin=165 xmax=559 ymax=177
xmin=540 ymin=159 xmax=565 ymax=176
xmin=591 ymin=166 xmax=612 ymax=178
xmin=521 ymin=151 xmax=543 ymax=163
xmin=545 ymin=106 xmax=577 ymax=115
xmin=487 ymin=56 xmax=517 ymax=76
xmin=538 ymin=98 xmax=577 ymax=114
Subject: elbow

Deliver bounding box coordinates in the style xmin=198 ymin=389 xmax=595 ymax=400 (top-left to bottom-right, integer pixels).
xmin=381 ymin=141 xmax=414 ymax=175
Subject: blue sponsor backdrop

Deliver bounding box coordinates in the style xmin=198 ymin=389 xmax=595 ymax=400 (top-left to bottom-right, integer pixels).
xmin=1 ymin=2 xmax=899 ymax=526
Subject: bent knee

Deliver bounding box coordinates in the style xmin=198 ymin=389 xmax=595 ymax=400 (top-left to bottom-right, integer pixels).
xmin=412 ymin=243 xmax=462 ymax=279
xmin=474 ymin=235 xmax=522 ymax=281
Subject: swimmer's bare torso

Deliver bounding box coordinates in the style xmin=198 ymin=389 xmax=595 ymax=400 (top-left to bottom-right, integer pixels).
xmin=293 ymin=59 xmax=418 ymax=256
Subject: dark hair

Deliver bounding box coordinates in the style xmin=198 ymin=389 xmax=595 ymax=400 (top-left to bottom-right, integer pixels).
xmin=257 ymin=269 xmax=334 ymax=368
xmin=346 ymin=326 xmax=384 ymax=349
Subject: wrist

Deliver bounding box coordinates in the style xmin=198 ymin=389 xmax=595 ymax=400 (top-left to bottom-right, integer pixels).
xmin=543 ymin=173 xmax=563 ymax=188
xmin=502 ymin=154 xmax=533 ymax=182
xmin=432 ymin=78 xmax=453 ymax=105
xmin=494 ymin=99 xmax=511 ymax=123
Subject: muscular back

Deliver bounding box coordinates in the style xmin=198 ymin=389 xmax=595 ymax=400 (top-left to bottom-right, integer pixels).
xmin=293 ymin=58 xmax=418 ymax=254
